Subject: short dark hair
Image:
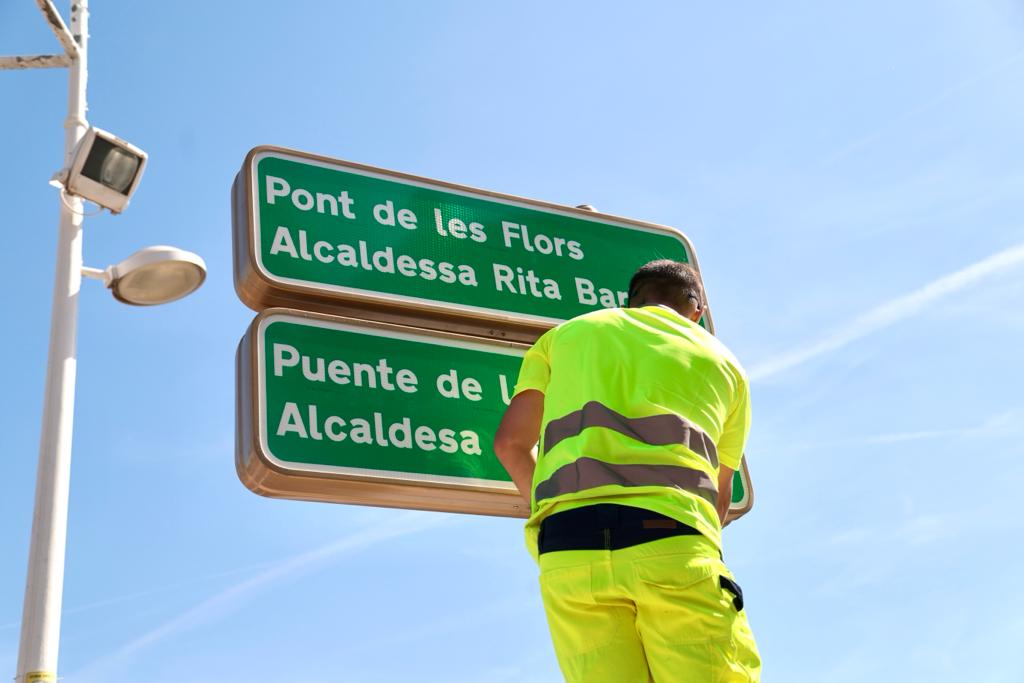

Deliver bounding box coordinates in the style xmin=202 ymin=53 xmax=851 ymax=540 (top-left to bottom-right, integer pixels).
xmin=628 ymin=259 xmax=704 ymax=309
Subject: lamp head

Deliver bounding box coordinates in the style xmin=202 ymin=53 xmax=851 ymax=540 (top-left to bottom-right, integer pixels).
xmin=63 ymin=127 xmax=148 ymax=214
xmin=107 ymin=246 xmax=206 ymax=306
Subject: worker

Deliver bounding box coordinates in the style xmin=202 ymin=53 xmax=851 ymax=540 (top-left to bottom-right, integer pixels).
xmin=494 ymin=259 xmax=761 ymax=682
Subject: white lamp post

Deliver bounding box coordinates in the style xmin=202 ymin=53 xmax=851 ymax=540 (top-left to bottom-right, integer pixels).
xmin=1 ymin=3 xmax=206 ymax=682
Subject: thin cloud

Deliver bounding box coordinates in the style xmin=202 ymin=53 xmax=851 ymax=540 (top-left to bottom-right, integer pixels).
xmin=344 ymin=592 xmax=534 ymax=657
xmin=70 ymin=511 xmax=453 ymax=682
xmin=862 ymin=425 xmax=1007 ymax=445
xmin=0 ymin=561 xmax=274 ymax=632
xmin=823 ymin=409 xmax=1020 ymax=449
xmin=822 ymin=47 xmax=1024 ymax=166
xmin=749 ymin=242 xmax=1024 ymax=381
xmin=814 ymin=513 xmax=965 ymax=597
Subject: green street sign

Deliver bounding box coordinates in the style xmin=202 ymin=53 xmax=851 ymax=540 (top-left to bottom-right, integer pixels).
xmin=236 ymin=308 xmax=753 ymax=519
xmin=237 ymin=309 xmax=530 ymax=516
xmin=233 ymin=146 xmax=704 ymax=339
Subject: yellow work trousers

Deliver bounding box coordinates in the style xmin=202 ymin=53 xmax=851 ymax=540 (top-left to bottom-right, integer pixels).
xmin=538 ymin=535 xmax=761 ymax=682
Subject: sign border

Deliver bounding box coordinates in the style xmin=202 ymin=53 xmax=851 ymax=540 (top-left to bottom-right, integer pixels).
xmin=726 ymin=459 xmax=754 ymax=526
xmin=231 ymin=145 xmax=751 ymax=522
xmin=236 ymin=307 xmax=753 ymax=522
xmin=233 ymin=145 xmax=713 ymax=341
xmin=236 ymin=307 xmax=533 ymax=518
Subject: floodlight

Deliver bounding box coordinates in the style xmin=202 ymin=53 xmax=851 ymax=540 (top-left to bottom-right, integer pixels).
xmin=63 ymin=127 xmax=148 ymax=213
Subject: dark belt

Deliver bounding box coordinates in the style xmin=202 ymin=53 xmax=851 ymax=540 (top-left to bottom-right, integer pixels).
xmin=538 ymin=503 xmax=702 ymax=554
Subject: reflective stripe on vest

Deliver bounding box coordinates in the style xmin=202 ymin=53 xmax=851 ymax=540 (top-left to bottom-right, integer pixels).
xmin=534 ymin=456 xmax=718 ymax=507
xmin=543 ymin=400 xmax=719 ymax=468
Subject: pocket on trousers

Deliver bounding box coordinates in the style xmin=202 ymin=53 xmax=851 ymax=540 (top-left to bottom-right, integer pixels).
xmin=539 ymin=563 xmax=593 ymax=603
xmin=633 ymin=557 xmax=735 ymax=643
xmin=633 ymin=554 xmax=718 ymax=591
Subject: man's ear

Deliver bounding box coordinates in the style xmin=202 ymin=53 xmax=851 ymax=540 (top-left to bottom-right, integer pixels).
xmin=688 ymin=306 xmax=703 ymax=323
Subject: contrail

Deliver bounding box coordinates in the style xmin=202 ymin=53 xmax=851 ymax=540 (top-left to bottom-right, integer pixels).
xmin=0 ymin=561 xmax=276 ymax=632
xmin=859 ymin=409 xmax=1022 ymax=444
xmin=749 ymin=241 xmax=1024 ymax=381
xmin=776 ymin=407 xmax=1023 ymax=453
xmin=70 ymin=511 xmax=453 ymax=681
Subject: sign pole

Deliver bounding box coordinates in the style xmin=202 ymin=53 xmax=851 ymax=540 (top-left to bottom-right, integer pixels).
xmin=15 ymin=2 xmax=89 ymax=681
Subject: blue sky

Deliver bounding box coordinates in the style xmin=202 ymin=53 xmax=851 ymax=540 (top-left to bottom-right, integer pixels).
xmin=2 ymin=1 xmax=1023 ymax=681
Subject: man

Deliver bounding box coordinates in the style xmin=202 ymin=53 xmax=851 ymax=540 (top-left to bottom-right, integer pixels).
xmin=494 ymin=259 xmax=760 ymax=682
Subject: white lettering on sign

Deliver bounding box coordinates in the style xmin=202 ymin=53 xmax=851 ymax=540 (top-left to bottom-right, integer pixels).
xmin=271 ymin=343 xmax=419 ymax=393
xmin=268 ymin=226 xmax=479 ymax=287
xmin=574 ymin=277 xmax=628 ymax=308
xmin=501 ymin=221 xmax=583 ymax=260
xmin=264 ymin=175 xmax=356 ymax=219
xmin=275 ymin=402 xmax=482 ymax=455
xmin=373 ymin=200 xmax=419 ymax=230
xmin=492 ymin=263 xmax=562 ymax=301
xmin=435 ymin=369 xmax=483 ymax=401
xmin=433 ymin=208 xmax=487 ymax=243
xmin=498 ymin=374 xmax=515 ymax=406
xmin=256 ymin=174 xmax=687 ymax=319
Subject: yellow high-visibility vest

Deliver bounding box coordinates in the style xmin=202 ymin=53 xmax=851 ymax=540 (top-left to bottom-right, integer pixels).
xmin=513 ymin=305 xmax=751 ymax=557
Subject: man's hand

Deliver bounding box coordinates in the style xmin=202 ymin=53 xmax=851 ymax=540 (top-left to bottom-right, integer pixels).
xmin=493 ymin=390 xmax=545 ymax=504
xmin=716 ymin=465 xmax=735 ymax=526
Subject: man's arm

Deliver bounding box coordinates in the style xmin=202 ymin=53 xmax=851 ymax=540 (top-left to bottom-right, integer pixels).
xmin=716 ymin=368 xmax=750 ymax=528
xmin=716 ymin=464 xmax=734 ymax=526
xmin=493 ymin=389 xmax=545 ymax=504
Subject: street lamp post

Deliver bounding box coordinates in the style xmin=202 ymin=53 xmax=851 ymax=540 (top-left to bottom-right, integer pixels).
xmin=2 ymin=3 xmax=206 ymax=681
xmin=15 ymin=3 xmax=89 ymax=681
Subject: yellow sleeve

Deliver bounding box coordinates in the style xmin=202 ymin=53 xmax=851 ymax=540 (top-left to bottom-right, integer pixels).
xmin=716 ymin=371 xmax=750 ymax=471
xmin=513 ymin=329 xmax=554 ymax=397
